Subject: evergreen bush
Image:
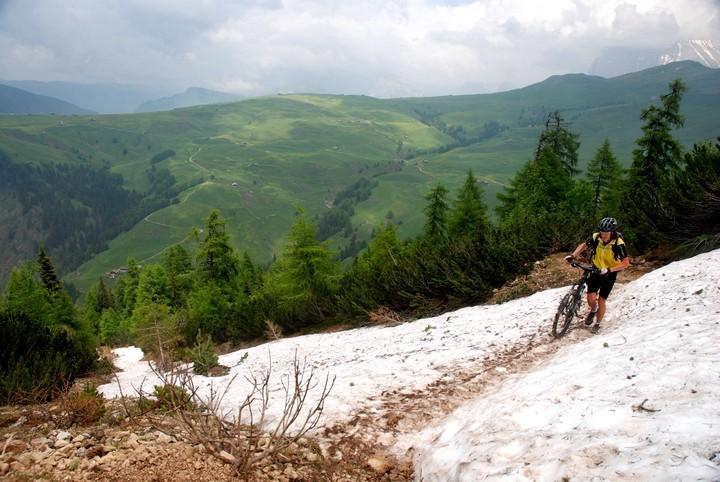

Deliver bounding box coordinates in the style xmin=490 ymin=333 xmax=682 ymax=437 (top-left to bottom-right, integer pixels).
xmin=0 ymin=312 xmax=95 ymax=403
xmin=191 ymin=331 xmax=218 ymax=375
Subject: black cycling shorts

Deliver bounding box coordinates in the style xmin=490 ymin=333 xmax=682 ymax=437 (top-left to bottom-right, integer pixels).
xmin=586 ymin=271 xmax=618 ymax=299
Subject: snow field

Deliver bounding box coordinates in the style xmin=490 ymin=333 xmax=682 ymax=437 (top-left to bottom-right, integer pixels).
xmin=412 ymin=249 xmax=720 ymax=481
xmin=100 ymin=249 xmax=720 ymax=481
xmin=102 ymin=284 xmax=560 ymax=429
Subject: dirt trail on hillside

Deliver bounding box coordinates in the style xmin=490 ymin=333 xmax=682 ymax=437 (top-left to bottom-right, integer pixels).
xmin=319 ymin=323 xmax=595 ymax=480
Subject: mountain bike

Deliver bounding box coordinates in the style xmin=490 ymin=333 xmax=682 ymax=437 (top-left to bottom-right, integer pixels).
xmin=552 ymin=260 xmax=598 ymax=338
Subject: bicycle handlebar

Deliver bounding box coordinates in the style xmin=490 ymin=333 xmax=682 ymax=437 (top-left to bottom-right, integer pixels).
xmin=568 ymin=260 xmax=598 ymax=273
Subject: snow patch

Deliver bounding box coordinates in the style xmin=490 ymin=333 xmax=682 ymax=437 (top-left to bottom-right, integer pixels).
xmin=412 ymin=249 xmax=720 ymax=481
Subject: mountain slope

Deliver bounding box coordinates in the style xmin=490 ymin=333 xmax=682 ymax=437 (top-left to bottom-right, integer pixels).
xmin=101 ymin=249 xmax=720 ymax=480
xmin=0 ymin=84 xmax=93 ymax=114
xmin=0 ymin=61 xmax=718 ymax=289
xmin=136 ymin=87 xmax=243 ymax=112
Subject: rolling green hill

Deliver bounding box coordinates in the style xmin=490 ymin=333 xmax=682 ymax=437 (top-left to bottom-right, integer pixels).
xmin=0 ymin=61 xmax=718 ymax=291
xmin=136 ymin=87 xmax=243 ymax=113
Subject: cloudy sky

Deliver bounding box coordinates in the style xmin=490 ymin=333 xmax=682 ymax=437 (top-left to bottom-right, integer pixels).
xmin=1 ymin=0 xmax=718 ymax=97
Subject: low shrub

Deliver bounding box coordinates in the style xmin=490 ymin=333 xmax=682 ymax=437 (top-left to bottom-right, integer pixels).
xmin=59 ymin=384 xmax=106 ymax=427
xmin=191 ymin=331 xmax=218 ymax=375
xmin=153 ymin=384 xmax=193 ymax=411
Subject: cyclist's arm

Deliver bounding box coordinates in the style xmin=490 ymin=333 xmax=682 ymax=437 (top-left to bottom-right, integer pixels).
xmin=570 ymin=242 xmax=588 ymax=258
xmin=610 ymin=255 xmax=630 ymax=273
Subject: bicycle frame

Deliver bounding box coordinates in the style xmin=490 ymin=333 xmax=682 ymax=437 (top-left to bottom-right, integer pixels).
xmin=552 ymin=261 xmax=597 ymax=338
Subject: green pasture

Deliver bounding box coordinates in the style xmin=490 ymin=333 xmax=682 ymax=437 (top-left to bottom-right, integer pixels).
xmin=1 ymin=62 xmax=718 ymax=290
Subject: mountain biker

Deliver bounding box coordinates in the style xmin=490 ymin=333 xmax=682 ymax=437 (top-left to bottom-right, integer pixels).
xmin=564 ymin=217 xmax=630 ymax=333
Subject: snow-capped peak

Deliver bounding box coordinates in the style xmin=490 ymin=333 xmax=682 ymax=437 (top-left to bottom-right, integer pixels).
xmin=659 ymin=39 xmax=720 ymax=68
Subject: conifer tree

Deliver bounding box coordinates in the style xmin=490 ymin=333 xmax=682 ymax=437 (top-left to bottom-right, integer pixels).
xmin=586 ymin=139 xmax=624 ymax=220
xmin=238 ymin=251 xmax=261 ymax=295
xmin=343 ymin=224 xmax=404 ymax=310
xmin=449 ymin=170 xmax=488 ymax=238
xmin=265 ymin=212 xmax=340 ymax=326
xmin=82 ymin=277 xmax=115 ymax=335
xmin=162 ymin=245 xmax=192 ymax=307
xmin=37 ymin=246 xmax=61 ymax=294
xmin=623 ymin=79 xmax=686 ymax=250
xmin=116 ymin=258 xmax=141 ymax=316
xmin=95 ymin=278 xmax=115 ymax=311
xmin=196 ymin=210 xmax=239 ymax=285
xmin=534 ymin=111 xmax=580 ymax=176
xmin=163 ymin=244 xmax=192 ymax=275
xmin=672 ymin=139 xmax=720 ymax=250
xmin=423 ymin=184 xmax=449 ymax=243
xmin=135 ymin=264 xmax=171 ymax=306
xmin=497 ymin=147 xmax=574 ymax=256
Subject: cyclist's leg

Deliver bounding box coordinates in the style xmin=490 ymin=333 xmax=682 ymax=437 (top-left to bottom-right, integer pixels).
xmin=597 ymin=297 xmax=607 ymax=322
xmin=586 ymin=273 xmax=600 ymax=312
xmin=596 ymin=273 xmax=618 ymax=323
xmin=587 ymin=292 xmax=598 ymax=311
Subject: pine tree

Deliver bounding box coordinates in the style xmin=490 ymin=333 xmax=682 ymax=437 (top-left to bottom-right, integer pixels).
xmin=623 ymin=79 xmax=686 ymax=250
xmin=196 ymin=210 xmax=239 ymax=285
xmin=37 ymin=246 xmax=61 ymax=294
xmin=95 ymin=278 xmax=114 ymax=311
xmin=135 ymin=264 xmax=171 ymax=306
xmin=423 ymin=184 xmax=449 ymax=243
xmin=497 ymin=148 xmax=574 ymax=256
xmin=343 ymin=224 xmax=404 ymax=310
xmin=586 ymin=139 xmax=624 ymax=220
xmin=265 ymin=212 xmax=340 ymax=327
xmin=162 ymin=245 xmax=192 ymax=307
xmin=672 ymin=139 xmax=720 ymax=251
xmin=163 ymin=245 xmax=192 ymax=275
xmin=82 ymin=277 xmax=115 ymax=335
xmin=449 ymin=170 xmax=488 ymax=238
xmin=116 ymin=258 xmax=141 ymax=316
xmin=534 ymin=111 xmax=580 ymax=176
xmin=238 ymin=251 xmax=261 ymax=296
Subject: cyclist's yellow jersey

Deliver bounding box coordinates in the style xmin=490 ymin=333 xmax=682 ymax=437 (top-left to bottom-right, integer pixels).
xmin=585 ymin=232 xmax=628 ymax=270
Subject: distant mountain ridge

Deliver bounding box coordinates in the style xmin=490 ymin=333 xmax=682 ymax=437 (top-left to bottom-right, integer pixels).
xmin=590 ymin=40 xmax=720 ymax=78
xmin=0 ymin=84 xmax=93 ymax=115
xmin=136 ymin=87 xmax=243 ymax=113
xmin=0 ymin=80 xmax=174 ymax=114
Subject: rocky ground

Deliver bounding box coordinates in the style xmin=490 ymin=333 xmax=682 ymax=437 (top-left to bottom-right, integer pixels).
xmin=0 ymin=399 xmax=409 ymax=481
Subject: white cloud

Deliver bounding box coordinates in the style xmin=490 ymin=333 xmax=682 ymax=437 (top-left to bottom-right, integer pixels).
xmin=0 ymin=0 xmax=717 ymax=96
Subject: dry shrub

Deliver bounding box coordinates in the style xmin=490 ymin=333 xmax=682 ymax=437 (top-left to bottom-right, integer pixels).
xmin=368 ymin=306 xmax=403 ymax=325
xmin=58 ymin=384 xmax=106 ymax=427
xmin=263 ymin=319 xmax=283 ymax=340
xmin=137 ymin=350 xmax=334 ymax=480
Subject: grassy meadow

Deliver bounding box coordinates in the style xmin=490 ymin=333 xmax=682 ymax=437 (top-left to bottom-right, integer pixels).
xmin=1 ymin=61 xmax=718 ymax=290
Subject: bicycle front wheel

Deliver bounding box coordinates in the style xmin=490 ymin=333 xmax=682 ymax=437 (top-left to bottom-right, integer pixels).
xmin=552 ymin=290 xmax=580 ymax=338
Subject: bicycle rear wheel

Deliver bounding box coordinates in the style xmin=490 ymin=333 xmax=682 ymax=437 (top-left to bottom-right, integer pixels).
xmin=552 ymin=289 xmax=581 ymax=338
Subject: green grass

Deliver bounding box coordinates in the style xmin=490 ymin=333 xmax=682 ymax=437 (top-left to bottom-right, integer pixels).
xmin=1 ymin=62 xmax=719 ymax=291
